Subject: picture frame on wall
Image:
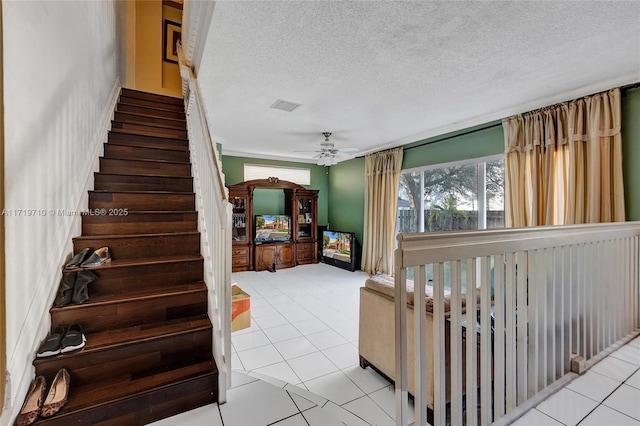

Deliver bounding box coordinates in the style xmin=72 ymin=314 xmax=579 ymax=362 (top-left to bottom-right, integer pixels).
xmin=163 ymin=20 xmax=182 ymax=64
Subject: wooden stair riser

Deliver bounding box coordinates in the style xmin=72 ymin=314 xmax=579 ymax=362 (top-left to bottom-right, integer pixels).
xmin=89 ymin=191 xmax=195 ymax=211
xmin=111 ymin=121 xmax=188 ymax=139
xmin=119 ymin=96 xmax=185 ymax=112
xmin=82 ymin=212 xmax=198 ymax=235
xmin=34 ymin=329 xmax=212 ymax=385
xmin=73 ymin=233 xmax=200 ymax=261
xmin=76 ymin=259 xmax=204 ymax=295
xmin=121 ymin=88 xmax=184 ymax=106
xmin=116 ymin=102 xmax=186 ymax=120
xmin=108 ymin=130 xmax=188 ymax=151
xmin=103 ymin=144 xmax=190 ymax=163
xmin=99 ymin=158 xmax=191 ymax=177
xmin=113 ymin=111 xmax=186 ymax=130
xmin=33 ymin=364 xmax=217 ymax=426
xmin=93 ymin=173 xmax=193 ymax=193
xmin=51 ymin=288 xmax=208 ymax=333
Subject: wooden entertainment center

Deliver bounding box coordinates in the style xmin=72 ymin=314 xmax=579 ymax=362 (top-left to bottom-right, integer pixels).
xmin=228 ymin=177 xmax=319 ymax=272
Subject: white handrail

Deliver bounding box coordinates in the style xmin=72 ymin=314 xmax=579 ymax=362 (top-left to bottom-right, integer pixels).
xmin=395 ymin=222 xmax=640 ymax=425
xmin=177 ymin=42 xmax=232 ymax=403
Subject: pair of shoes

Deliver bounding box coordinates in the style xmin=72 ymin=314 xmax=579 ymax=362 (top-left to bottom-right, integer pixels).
xmin=36 ymin=324 xmax=86 ymax=358
xmin=53 ymin=270 xmax=97 ymax=308
xmin=64 ymin=247 xmax=111 ymax=269
xmin=15 ymin=369 xmax=70 ymax=425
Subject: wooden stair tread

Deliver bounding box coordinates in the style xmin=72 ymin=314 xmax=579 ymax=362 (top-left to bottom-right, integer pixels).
xmin=50 ymin=282 xmax=206 ymax=311
xmin=100 ymin=156 xmax=191 ymax=166
xmin=105 ymin=139 xmax=189 ymax=153
xmin=35 ymin=315 xmax=210 ymax=362
xmin=73 ymin=231 xmax=199 ymax=241
xmin=94 ymin=172 xmax=193 ymax=182
xmin=34 ymin=360 xmax=216 ymax=421
xmin=108 ymin=130 xmax=189 ymax=148
xmin=109 ymin=127 xmax=188 ymax=141
xmin=111 ymin=122 xmax=187 ymax=139
xmin=121 ymin=88 xmax=184 ymax=104
xmin=83 ymin=209 xmax=197 ymax=215
xmin=115 ymin=104 xmax=186 ymax=121
xmin=114 ymin=111 xmax=186 ymax=126
xmin=111 ymin=120 xmax=186 ymax=133
xmin=118 ymin=96 xmax=184 ymax=112
xmin=89 ymin=190 xmax=195 ymax=196
xmin=64 ymin=254 xmax=203 ymax=271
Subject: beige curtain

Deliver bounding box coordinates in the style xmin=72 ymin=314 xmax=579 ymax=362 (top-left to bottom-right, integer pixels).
xmin=362 ymin=148 xmax=403 ymax=275
xmin=504 ymin=88 xmax=624 ymax=227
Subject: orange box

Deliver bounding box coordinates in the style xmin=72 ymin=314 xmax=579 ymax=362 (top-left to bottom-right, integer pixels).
xmin=231 ymin=284 xmax=251 ymax=332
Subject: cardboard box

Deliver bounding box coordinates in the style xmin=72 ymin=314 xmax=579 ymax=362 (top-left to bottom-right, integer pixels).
xmin=231 ymin=284 xmax=251 ymax=332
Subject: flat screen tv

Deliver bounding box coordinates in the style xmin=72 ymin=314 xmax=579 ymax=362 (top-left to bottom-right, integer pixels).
xmin=254 ymin=215 xmax=292 ymax=243
xmin=321 ymin=230 xmax=360 ymax=272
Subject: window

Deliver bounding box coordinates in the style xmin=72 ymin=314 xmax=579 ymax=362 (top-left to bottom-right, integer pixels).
xmin=397 ymin=155 xmax=504 ymax=287
xmin=397 ymin=155 xmax=504 ymax=234
xmin=243 ymin=164 xmax=311 ymax=186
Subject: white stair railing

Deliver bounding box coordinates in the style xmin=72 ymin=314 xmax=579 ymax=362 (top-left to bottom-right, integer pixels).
xmin=177 ymin=43 xmax=232 ymax=403
xmin=395 ymin=222 xmax=640 ymax=425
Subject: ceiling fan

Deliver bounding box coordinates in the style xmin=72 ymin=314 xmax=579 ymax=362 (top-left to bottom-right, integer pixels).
xmin=296 ymin=132 xmax=358 ymax=166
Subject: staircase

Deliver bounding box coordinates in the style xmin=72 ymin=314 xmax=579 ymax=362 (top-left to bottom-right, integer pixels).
xmin=31 ymin=88 xmax=218 ymax=425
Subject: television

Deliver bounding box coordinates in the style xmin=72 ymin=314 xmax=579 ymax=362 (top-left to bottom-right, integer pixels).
xmin=254 ymin=215 xmax=292 ymax=243
xmin=321 ymin=230 xmax=360 ymax=272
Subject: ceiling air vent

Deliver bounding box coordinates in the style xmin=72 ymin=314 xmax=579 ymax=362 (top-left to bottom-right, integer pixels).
xmin=270 ymin=99 xmax=301 ymax=112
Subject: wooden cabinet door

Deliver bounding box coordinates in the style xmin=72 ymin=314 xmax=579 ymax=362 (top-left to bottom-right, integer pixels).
xmin=255 ymin=245 xmax=276 ymax=271
xmin=277 ymin=243 xmax=293 ymax=267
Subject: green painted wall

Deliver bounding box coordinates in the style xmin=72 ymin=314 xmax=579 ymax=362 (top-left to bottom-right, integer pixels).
xmin=327 ymin=158 xmax=366 ymax=243
xmin=253 ymin=188 xmax=285 ymax=215
xmin=402 ymin=121 xmax=504 ymax=170
xmin=622 ymin=87 xmax=640 ymax=220
xmin=221 ymin=156 xmax=330 ymax=226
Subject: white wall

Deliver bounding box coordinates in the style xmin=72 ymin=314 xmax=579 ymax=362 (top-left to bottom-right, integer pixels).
xmin=1 ymin=1 xmax=122 ymax=420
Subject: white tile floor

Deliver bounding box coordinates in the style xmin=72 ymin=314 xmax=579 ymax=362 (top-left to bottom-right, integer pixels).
xmin=153 ymin=263 xmax=640 ymax=426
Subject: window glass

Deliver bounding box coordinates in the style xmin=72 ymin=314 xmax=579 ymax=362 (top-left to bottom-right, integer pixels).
xmin=397 ymin=156 xmax=504 ymax=234
xmin=244 ymin=164 xmax=310 ymax=185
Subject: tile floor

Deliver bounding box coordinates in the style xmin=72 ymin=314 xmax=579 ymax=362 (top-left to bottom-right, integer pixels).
xmin=152 ymin=263 xmax=640 ymax=426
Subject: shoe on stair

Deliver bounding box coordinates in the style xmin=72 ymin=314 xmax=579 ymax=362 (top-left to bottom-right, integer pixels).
xmin=71 ymin=270 xmax=97 ymax=305
xmin=60 ymin=323 xmax=86 ymax=354
xmin=40 ymin=368 xmax=70 ymax=418
xmin=15 ymin=375 xmax=46 ymax=426
xmin=53 ymin=272 xmax=76 ymax=308
xmin=36 ymin=326 xmax=65 ymax=358
xmin=80 ymin=247 xmax=111 ymax=268
xmin=64 ymin=248 xmax=91 ymax=269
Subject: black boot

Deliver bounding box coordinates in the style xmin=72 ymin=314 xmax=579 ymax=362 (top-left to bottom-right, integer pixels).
xmin=72 ymin=270 xmax=98 ymax=304
xmin=54 ymin=272 xmax=77 ymax=308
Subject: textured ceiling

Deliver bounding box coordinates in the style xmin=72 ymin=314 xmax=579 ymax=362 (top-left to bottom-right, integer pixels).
xmin=198 ymin=1 xmax=640 ymax=164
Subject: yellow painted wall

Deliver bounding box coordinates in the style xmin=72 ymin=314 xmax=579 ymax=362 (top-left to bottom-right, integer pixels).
xmin=133 ymin=0 xmax=182 ymax=97
xmin=162 ymin=4 xmax=182 ymax=93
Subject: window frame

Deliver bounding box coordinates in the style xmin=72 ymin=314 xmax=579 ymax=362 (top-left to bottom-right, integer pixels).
xmin=399 ymin=153 xmax=504 ymax=233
